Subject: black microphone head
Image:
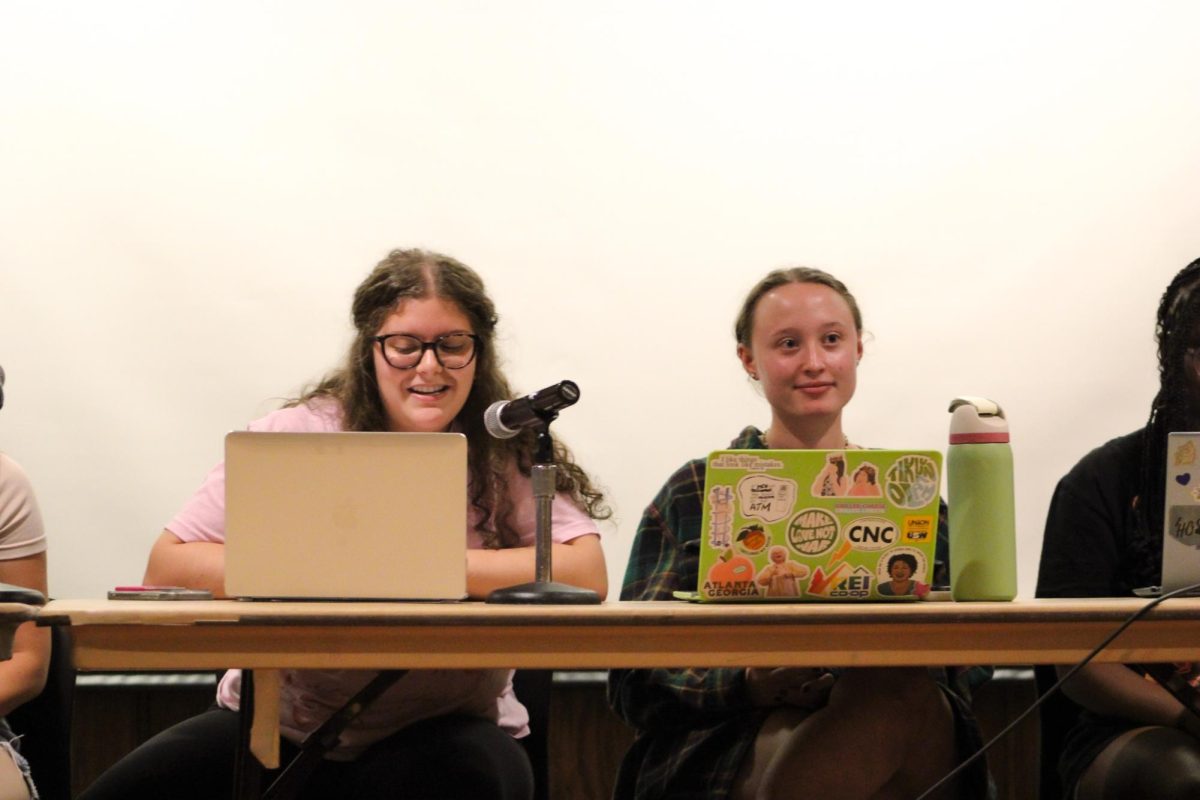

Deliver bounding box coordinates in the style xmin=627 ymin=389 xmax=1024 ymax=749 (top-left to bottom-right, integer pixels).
xmin=485 ymin=380 xmax=581 ymax=439
xmin=483 ymin=400 xmax=520 ymax=439
xmin=559 ymin=380 xmax=580 ymax=404
xmin=528 ymin=380 xmax=580 ymax=413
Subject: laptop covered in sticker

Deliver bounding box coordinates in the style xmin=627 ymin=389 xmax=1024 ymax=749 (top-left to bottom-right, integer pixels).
xmin=697 ymin=449 xmax=942 ymax=602
xmin=224 ymin=431 xmax=468 ymax=601
xmin=1160 ymin=432 xmax=1200 ymax=595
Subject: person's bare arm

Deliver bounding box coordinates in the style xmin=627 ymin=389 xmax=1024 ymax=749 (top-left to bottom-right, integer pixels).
xmin=466 ymin=533 xmax=606 ymax=599
xmin=0 ymin=552 xmax=49 ymax=716
xmin=144 ymin=530 xmax=228 ymax=598
xmin=1058 ymin=662 xmax=1194 ymax=731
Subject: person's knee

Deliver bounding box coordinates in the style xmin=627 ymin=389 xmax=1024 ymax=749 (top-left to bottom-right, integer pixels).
xmin=448 ymin=755 xmax=533 ymax=800
xmin=78 ymin=708 xmax=240 ymax=800
xmin=0 ymin=744 xmax=31 ymax=800
xmin=1106 ymin=727 xmax=1200 ymax=800
xmin=370 ymin=716 xmax=534 ymax=800
xmin=441 ymin=724 xmax=533 ymax=800
xmin=1133 ymin=732 xmax=1200 ymax=797
xmin=1154 ymin=771 xmax=1200 ymax=800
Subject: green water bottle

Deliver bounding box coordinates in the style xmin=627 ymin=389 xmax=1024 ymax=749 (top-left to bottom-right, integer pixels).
xmin=947 ymin=396 xmax=1017 ymax=601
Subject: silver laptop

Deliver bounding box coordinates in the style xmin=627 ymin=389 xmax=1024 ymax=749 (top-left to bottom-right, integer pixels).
xmin=1161 ymin=432 xmax=1200 ymax=595
xmin=225 ymin=431 xmax=468 ymax=600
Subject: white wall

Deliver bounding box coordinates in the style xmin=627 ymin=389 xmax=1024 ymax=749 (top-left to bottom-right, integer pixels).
xmin=2 ymin=1 xmax=1198 ymax=600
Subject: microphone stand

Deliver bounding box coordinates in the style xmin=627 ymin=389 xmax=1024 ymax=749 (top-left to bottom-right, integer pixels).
xmin=487 ymin=413 xmax=601 ymax=605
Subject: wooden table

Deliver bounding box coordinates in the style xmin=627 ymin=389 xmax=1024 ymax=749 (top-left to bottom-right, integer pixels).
xmin=39 ymin=596 xmax=1200 ymax=773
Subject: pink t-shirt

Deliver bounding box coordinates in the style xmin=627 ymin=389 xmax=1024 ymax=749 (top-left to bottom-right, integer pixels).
xmin=167 ymin=399 xmax=600 ymax=759
xmin=0 ymin=453 xmax=48 ymax=561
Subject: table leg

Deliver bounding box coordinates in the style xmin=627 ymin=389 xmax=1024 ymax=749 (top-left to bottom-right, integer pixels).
xmin=250 ymin=669 xmax=282 ymax=769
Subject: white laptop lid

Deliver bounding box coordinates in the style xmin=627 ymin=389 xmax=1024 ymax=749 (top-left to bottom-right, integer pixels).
xmin=1161 ymin=432 xmax=1200 ymax=594
xmin=225 ymin=431 xmax=468 ymax=600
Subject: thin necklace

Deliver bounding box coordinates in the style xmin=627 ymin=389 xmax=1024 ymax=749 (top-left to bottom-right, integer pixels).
xmin=762 ymin=429 xmax=850 ymax=449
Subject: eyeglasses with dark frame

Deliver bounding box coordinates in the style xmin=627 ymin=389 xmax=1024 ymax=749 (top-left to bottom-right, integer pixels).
xmin=372 ymin=333 xmax=481 ymax=370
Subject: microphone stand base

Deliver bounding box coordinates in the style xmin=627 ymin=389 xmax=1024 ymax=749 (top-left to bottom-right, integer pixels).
xmin=486 ymin=581 xmax=601 ymax=605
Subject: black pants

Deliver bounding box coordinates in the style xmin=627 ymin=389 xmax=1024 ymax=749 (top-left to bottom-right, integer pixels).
xmin=79 ymin=707 xmax=534 ymax=800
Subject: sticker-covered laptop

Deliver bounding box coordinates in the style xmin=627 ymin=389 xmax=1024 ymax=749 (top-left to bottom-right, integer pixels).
xmin=1160 ymin=432 xmax=1200 ymax=595
xmin=697 ymin=449 xmax=942 ymax=602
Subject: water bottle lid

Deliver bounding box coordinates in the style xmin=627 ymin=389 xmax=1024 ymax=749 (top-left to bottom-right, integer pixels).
xmin=948 ymin=396 xmax=1010 ymax=442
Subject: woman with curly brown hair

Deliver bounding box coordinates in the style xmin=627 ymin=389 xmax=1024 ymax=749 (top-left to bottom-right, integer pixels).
xmin=82 ymin=248 xmax=609 ymax=800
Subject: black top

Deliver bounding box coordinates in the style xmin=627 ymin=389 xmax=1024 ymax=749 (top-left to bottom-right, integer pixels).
xmin=1034 ymin=430 xmax=1167 ymax=795
xmin=1036 ymin=429 xmax=1160 ymax=599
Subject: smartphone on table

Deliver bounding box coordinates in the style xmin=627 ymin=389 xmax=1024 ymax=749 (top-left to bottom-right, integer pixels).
xmin=108 ymin=586 xmax=213 ymax=600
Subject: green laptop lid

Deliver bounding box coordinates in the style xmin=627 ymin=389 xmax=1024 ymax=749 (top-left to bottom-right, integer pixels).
xmin=697 ymin=449 xmax=942 ymax=602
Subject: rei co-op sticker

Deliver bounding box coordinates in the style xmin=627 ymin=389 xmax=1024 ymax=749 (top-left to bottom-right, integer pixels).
xmin=807 ymin=561 xmax=873 ymax=599
xmin=884 ymin=455 xmax=940 ymax=509
xmin=1168 ymin=505 xmax=1200 ymax=551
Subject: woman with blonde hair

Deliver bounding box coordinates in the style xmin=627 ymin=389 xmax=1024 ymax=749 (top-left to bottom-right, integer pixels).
xmin=609 ymin=266 xmax=988 ymax=799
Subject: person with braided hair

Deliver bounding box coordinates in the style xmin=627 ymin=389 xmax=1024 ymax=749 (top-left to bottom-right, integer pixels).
xmin=1037 ymin=257 xmax=1200 ymax=799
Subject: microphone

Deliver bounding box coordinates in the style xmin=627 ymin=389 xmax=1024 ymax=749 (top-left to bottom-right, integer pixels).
xmin=0 ymin=364 xmax=5 ymax=411
xmin=484 ymin=380 xmax=580 ymax=439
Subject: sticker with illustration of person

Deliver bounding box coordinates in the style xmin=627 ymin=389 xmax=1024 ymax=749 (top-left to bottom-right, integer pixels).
xmin=846 ymin=462 xmax=883 ymax=497
xmin=875 ymin=548 xmax=931 ymax=598
xmin=810 ymin=451 xmax=848 ymax=497
xmin=755 ymin=545 xmax=810 ymax=597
